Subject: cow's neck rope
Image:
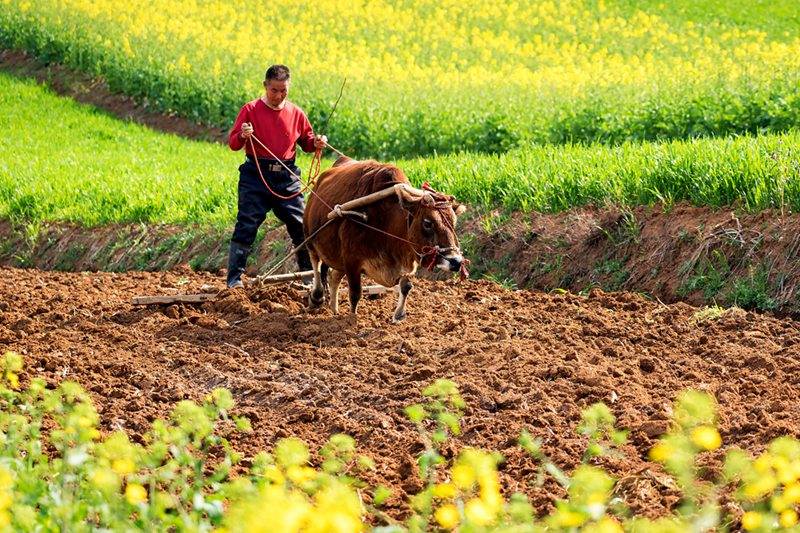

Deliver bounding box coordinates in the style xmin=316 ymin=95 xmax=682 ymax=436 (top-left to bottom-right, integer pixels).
xmin=246 ymin=134 xmax=468 ymax=279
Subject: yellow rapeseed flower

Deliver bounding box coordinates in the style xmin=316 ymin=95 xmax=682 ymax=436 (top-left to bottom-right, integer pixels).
xmin=691 ymin=426 xmax=722 ymax=450
xmin=781 ymin=461 xmax=800 ymax=485
xmin=743 ymin=476 xmax=778 ymax=500
xmin=90 ymin=468 xmax=119 ymax=493
xmin=741 ymin=511 xmax=763 ymax=531
xmin=260 ymin=464 xmax=285 ymax=486
xmin=784 ymin=482 xmax=800 ymax=503
xmin=434 ymin=504 xmax=460 ymax=529
xmin=754 ymin=454 xmax=773 ymax=475
xmin=286 ymin=466 xmax=317 ymax=486
xmin=112 ymin=457 xmax=136 ymax=475
xmin=451 ymin=464 xmax=476 ymax=489
xmin=649 ymin=442 xmax=673 ymax=463
xmin=0 ymin=492 xmax=11 ymax=511
xmin=770 ymin=495 xmax=788 ymax=513
xmin=0 ymin=468 xmax=12 ymax=490
xmin=433 ymin=482 xmax=457 ymax=499
xmin=780 ymin=509 xmax=799 ymax=527
xmin=556 ymin=509 xmax=588 ymax=528
xmin=125 ymin=483 xmax=148 ymax=505
xmin=464 ymin=497 xmax=495 ymax=526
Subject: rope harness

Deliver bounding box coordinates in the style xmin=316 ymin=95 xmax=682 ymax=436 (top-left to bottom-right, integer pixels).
xmin=245 ymin=132 xmax=469 ymax=282
xmin=245 ymin=134 xmax=322 ymax=201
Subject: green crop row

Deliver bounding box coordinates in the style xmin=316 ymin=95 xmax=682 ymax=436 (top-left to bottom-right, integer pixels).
xmin=1 ymin=0 xmax=800 ymax=158
xmin=2 ymin=348 xmax=800 ymax=531
xmin=2 ymin=74 xmax=799 ymax=232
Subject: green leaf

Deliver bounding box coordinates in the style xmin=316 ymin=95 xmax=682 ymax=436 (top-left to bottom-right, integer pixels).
xmin=373 ymin=485 xmax=392 ymax=507
xmin=405 ymin=404 xmax=426 ymax=423
xmin=274 ymin=437 xmax=309 ymax=468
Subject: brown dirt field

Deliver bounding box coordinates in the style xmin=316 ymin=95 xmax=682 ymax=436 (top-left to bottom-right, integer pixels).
xmin=2 ymin=267 xmax=799 ymax=518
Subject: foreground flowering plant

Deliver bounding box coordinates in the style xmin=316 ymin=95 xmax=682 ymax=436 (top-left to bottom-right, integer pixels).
xmin=0 ymin=350 xmax=798 ymax=531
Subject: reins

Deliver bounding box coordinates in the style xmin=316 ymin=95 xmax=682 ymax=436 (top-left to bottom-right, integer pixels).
xmin=245 ymin=132 xmax=469 ymax=281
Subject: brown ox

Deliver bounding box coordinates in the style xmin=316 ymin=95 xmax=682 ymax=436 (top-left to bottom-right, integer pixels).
xmin=303 ymin=157 xmax=466 ymax=322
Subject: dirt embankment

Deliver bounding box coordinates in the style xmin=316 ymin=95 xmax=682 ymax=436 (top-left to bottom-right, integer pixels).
xmin=466 ymin=204 xmax=800 ymax=315
xmin=3 ymin=203 xmax=800 ymax=315
xmin=2 ymin=267 xmax=799 ymax=517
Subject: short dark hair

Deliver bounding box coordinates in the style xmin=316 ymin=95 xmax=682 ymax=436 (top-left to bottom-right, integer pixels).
xmin=265 ymin=64 xmax=291 ymax=82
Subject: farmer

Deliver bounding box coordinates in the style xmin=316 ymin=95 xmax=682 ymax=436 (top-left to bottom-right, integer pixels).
xmin=226 ymin=64 xmax=327 ymax=288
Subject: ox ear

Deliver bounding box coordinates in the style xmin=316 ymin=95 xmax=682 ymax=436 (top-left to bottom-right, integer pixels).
xmin=454 ymin=202 xmax=467 ymax=216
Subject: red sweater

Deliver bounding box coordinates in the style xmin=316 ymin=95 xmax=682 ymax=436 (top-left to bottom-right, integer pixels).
xmin=228 ymin=99 xmax=315 ymax=160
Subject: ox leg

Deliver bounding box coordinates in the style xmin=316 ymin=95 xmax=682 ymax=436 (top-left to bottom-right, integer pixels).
xmin=308 ymin=254 xmax=325 ymax=308
xmin=328 ymin=268 xmax=345 ymax=314
xmin=392 ymin=276 xmax=413 ymax=323
xmin=345 ymin=264 xmax=362 ymax=316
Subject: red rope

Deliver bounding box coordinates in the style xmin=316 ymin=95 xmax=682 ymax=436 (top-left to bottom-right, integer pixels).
xmin=245 ymin=135 xmax=323 ymax=201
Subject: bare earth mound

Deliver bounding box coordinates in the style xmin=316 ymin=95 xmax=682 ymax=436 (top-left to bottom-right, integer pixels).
xmin=1 ymin=267 xmax=799 ymax=517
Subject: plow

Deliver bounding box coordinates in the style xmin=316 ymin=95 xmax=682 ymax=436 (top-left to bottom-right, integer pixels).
xmin=132 ymin=180 xmax=458 ymax=308
xmin=131 ymin=270 xmax=388 ymax=306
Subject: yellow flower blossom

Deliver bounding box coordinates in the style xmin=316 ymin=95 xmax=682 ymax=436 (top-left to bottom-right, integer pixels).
xmin=691 ymin=426 xmax=722 ymax=450
xmin=286 ymin=466 xmax=317 ymax=486
xmin=743 ymin=476 xmax=778 ymax=500
xmin=125 ymin=483 xmax=148 ymax=505
xmin=464 ymin=497 xmax=495 ymax=526
xmin=435 ymin=504 xmax=460 ymax=529
xmin=451 ymin=464 xmax=475 ymax=489
xmin=649 ymin=442 xmax=673 ymax=463
xmin=90 ymin=468 xmax=119 ymax=493
xmin=741 ymin=511 xmax=763 ymax=530
xmin=784 ymin=482 xmax=800 ymax=503
xmin=112 ymin=458 xmax=136 ymax=475
xmin=433 ymin=482 xmax=457 ymax=499
xmin=556 ymin=509 xmax=588 ymax=528
xmin=780 ymin=509 xmax=799 ymax=528
xmin=0 ymin=492 xmax=11 ymax=511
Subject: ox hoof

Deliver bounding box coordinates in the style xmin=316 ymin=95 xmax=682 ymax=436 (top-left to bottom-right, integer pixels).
xmin=392 ymin=311 xmax=407 ymax=323
xmin=308 ymin=290 xmax=325 ymax=309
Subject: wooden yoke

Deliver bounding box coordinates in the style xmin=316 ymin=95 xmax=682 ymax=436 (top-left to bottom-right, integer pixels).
xmin=326 ymin=183 xmax=429 ymax=220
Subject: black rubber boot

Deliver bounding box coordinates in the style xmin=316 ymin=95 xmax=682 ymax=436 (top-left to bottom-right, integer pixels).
xmin=226 ymin=241 xmax=251 ymax=288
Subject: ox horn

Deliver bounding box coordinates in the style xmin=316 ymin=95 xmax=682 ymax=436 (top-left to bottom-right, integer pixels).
xmin=396 ymin=184 xmax=435 ymax=205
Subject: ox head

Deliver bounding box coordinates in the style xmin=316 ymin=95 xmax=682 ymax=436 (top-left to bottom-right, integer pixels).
xmin=399 ymin=184 xmax=468 ymax=275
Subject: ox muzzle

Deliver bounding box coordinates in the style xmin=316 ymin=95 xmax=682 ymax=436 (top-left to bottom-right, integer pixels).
xmin=421 ymin=246 xmax=465 ymax=273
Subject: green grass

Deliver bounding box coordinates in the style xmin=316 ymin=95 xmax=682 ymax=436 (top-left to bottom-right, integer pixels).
xmin=2 ymin=73 xmax=800 ymax=229
xmin=0 ymin=73 xmax=318 ymax=227
xmin=400 ymin=132 xmax=800 ymax=213
xmin=2 ymin=0 xmax=800 ymax=158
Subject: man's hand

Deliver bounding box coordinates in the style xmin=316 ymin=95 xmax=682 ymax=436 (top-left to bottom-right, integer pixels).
xmin=240 ymin=122 xmax=254 ymax=140
xmin=314 ymin=134 xmax=328 ymax=150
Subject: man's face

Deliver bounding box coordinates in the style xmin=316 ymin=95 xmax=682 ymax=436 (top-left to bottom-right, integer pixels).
xmin=264 ymin=79 xmax=289 ymax=107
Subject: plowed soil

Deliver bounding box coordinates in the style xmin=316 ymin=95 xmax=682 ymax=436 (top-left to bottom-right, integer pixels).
xmin=2 ymin=267 xmax=799 ymax=518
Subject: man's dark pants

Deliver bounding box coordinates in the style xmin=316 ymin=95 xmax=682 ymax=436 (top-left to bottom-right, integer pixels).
xmin=227 ymin=158 xmax=312 ymax=287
